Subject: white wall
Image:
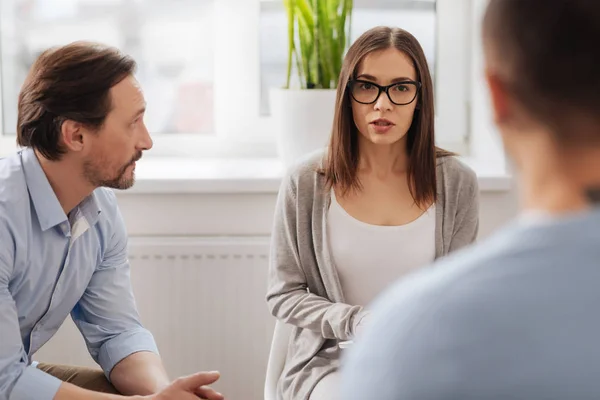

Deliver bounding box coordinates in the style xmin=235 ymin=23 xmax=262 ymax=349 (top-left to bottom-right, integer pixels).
xmin=114 ymin=185 xmax=519 ymax=240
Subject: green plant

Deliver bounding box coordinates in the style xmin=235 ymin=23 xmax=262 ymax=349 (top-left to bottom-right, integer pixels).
xmin=283 ymin=0 xmax=353 ymax=89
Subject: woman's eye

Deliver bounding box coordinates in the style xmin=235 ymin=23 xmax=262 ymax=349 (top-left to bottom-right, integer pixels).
xmin=359 ymin=83 xmax=374 ymax=90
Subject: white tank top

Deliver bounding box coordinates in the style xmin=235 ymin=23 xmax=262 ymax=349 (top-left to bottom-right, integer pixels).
xmin=327 ymin=190 xmax=436 ymax=307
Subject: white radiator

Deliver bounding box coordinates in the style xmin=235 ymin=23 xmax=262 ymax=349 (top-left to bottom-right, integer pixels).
xmin=33 ymin=236 xmax=276 ymax=400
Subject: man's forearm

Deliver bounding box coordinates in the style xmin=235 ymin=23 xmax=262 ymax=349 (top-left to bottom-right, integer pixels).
xmin=109 ymin=351 xmax=170 ymax=396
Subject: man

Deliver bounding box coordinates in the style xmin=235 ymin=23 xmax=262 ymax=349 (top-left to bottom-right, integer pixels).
xmin=0 ymin=42 xmax=224 ymax=400
xmin=340 ymin=1 xmax=600 ymax=399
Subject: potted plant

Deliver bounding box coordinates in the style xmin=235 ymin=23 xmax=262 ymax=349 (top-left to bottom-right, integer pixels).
xmin=270 ymin=0 xmax=353 ymax=166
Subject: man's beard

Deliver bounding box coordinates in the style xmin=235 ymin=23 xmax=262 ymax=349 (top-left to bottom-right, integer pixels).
xmin=84 ymin=152 xmax=142 ymax=190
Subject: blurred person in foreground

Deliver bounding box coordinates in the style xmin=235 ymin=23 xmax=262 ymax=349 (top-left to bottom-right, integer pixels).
xmin=340 ymin=1 xmax=600 ymax=399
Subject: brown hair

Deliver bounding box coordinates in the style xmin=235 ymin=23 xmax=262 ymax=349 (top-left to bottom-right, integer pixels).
xmin=323 ymin=26 xmax=452 ymax=209
xmin=17 ymin=41 xmax=136 ymax=160
xmin=483 ymin=0 xmax=600 ymax=143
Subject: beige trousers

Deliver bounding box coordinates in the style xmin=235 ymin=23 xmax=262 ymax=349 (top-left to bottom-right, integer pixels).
xmin=37 ymin=363 xmax=120 ymax=394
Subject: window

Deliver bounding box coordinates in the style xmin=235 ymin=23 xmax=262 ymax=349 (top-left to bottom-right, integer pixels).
xmin=0 ymin=0 xmax=215 ymax=136
xmin=0 ymin=0 xmax=471 ymax=158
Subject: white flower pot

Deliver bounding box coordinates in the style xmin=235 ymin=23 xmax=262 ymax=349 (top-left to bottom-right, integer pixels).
xmin=269 ymin=88 xmax=337 ymax=167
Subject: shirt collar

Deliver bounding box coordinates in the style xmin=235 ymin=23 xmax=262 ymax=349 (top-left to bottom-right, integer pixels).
xmin=79 ymin=190 xmax=102 ymax=227
xmin=20 ymin=148 xmax=102 ymax=231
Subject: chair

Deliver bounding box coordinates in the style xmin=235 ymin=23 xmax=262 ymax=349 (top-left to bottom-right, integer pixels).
xmin=264 ymin=320 xmax=294 ymax=400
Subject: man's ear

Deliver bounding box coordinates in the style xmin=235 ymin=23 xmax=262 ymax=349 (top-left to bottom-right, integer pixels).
xmin=485 ymin=69 xmax=510 ymax=126
xmin=60 ymin=119 xmax=85 ymax=152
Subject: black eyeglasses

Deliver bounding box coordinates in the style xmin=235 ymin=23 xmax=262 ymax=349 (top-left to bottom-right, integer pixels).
xmin=347 ymin=79 xmax=421 ymax=106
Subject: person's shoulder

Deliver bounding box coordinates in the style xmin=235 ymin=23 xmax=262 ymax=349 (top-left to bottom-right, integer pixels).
xmin=279 ymin=148 xmax=327 ymax=197
xmin=0 ymin=153 xmax=29 ymax=216
xmin=341 ymin=228 xmax=534 ymax=399
xmin=340 ymin=236 xmax=512 ymax=398
xmin=92 ymin=188 xmax=126 ymax=233
xmin=285 ymin=148 xmax=326 ymax=182
xmin=437 ymin=154 xmax=478 ymax=189
xmin=371 ymin=226 xmax=525 ymax=325
xmin=436 ymin=155 xmax=479 ymax=211
xmin=376 ymin=212 xmax=600 ymax=333
xmin=93 ymin=187 xmax=119 ymax=212
xmin=0 ymin=154 xmax=26 ymax=267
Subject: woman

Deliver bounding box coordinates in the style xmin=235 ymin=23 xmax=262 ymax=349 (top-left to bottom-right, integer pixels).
xmin=267 ymin=26 xmax=479 ymax=400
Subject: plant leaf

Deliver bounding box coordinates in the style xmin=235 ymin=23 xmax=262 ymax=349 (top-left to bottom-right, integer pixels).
xmin=295 ymin=0 xmax=314 ymax=33
xmin=284 ymin=0 xmax=352 ymax=89
xmin=317 ymin=0 xmax=335 ymax=88
xmin=297 ymin=11 xmax=314 ymax=87
xmin=310 ymin=0 xmax=319 ymax=87
xmin=284 ymin=0 xmax=295 ymax=88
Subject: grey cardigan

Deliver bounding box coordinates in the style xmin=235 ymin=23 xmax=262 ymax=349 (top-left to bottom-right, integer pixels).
xmin=266 ymin=150 xmax=480 ymax=400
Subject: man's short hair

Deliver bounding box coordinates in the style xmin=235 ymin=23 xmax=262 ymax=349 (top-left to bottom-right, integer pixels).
xmin=17 ymin=42 xmax=136 ymax=160
xmin=483 ymin=0 xmax=600 ymax=143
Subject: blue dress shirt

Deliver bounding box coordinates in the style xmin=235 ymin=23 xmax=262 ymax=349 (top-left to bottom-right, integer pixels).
xmin=0 ymin=148 xmax=158 ymax=400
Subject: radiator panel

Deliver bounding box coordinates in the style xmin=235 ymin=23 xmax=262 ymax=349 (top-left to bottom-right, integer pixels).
xmin=33 ymin=236 xmax=275 ymax=400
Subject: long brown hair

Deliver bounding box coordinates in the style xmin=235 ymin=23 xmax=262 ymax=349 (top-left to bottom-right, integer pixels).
xmin=324 ymin=26 xmax=452 ymax=208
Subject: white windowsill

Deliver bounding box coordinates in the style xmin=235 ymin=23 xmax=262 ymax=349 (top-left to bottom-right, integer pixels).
xmin=114 ymin=156 xmax=512 ymax=195
xmin=3 ymin=138 xmax=511 ymax=194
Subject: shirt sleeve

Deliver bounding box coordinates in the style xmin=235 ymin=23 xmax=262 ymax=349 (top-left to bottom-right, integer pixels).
xmin=0 ymin=218 xmax=62 ymax=400
xmin=70 ymin=204 xmax=159 ymax=379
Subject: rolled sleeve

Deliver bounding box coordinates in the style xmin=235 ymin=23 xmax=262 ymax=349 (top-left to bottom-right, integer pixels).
xmin=71 ymin=201 xmax=160 ymax=380
xmin=97 ymin=328 xmax=159 ymax=378
xmin=9 ymin=366 xmax=61 ymax=400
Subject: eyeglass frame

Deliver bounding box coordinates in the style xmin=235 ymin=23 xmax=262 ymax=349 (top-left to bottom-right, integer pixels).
xmin=346 ymin=79 xmax=422 ymax=106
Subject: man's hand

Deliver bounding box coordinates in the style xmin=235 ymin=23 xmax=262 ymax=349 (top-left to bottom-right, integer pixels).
xmin=148 ymin=371 xmax=224 ymax=400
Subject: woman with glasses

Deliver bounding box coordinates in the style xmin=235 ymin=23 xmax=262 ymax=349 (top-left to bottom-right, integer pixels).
xmin=267 ymin=26 xmax=479 ymax=400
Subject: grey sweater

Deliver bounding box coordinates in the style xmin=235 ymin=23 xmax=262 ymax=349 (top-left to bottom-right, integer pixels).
xmin=266 ymin=150 xmax=480 ymax=400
